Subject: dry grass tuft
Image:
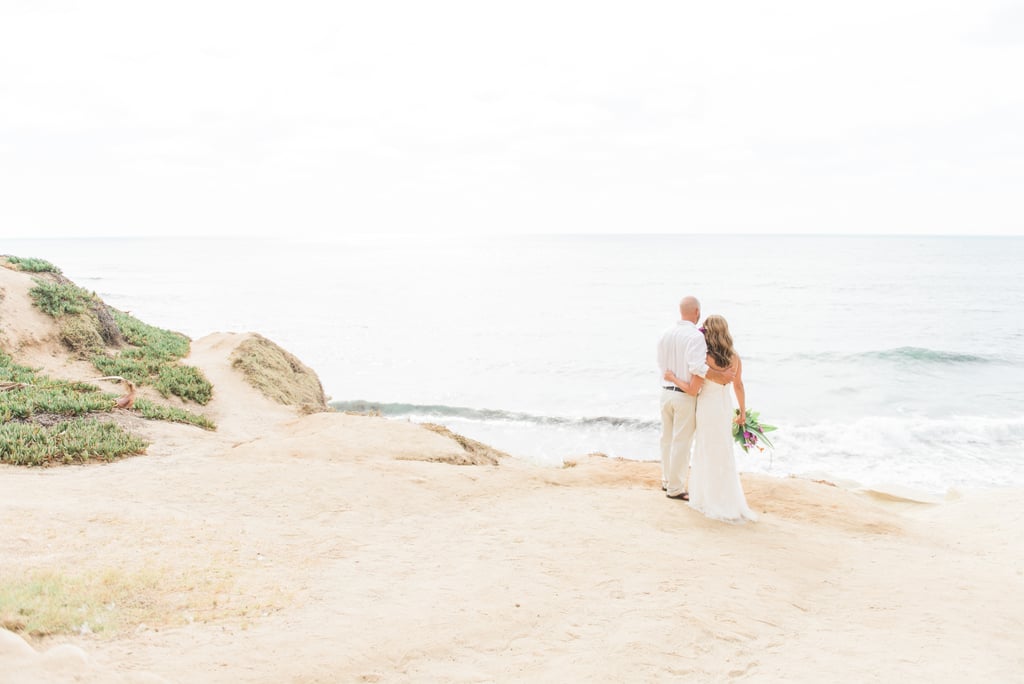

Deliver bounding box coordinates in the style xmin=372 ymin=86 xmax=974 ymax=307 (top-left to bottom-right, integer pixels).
xmin=54 ymin=299 xmax=123 ymax=356
xmin=342 ymin=408 xmax=382 ymax=417
xmin=419 ymin=423 xmax=511 ymax=465
xmin=0 ymin=562 xmax=286 ymax=640
xmin=58 ymin=313 xmax=106 ymax=356
xmin=0 ymin=566 xmax=215 ymax=639
xmin=230 ymin=334 xmax=328 ymax=413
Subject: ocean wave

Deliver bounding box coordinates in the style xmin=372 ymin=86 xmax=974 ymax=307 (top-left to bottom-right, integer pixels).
xmin=328 ymin=402 xmax=1024 ymax=490
xmin=865 ymin=347 xmax=999 ymax=364
xmin=787 ymin=347 xmax=1006 ymax=365
xmin=328 ymin=400 xmax=1024 ymax=447
xmin=763 ymin=414 xmax=1024 ymax=490
xmin=329 ymin=400 xmax=661 ymax=431
xmin=781 ymin=414 xmax=1024 ymax=449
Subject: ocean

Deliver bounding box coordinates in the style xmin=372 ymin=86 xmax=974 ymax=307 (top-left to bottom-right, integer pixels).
xmin=4 ymin=235 xmax=1023 ymax=493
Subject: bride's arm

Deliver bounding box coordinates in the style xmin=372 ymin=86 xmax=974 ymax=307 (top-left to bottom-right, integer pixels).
xmin=732 ymin=356 xmax=746 ymax=424
xmin=664 ymin=369 xmax=704 ymax=396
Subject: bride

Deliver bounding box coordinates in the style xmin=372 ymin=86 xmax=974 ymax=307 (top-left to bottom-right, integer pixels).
xmin=664 ymin=315 xmax=757 ymax=523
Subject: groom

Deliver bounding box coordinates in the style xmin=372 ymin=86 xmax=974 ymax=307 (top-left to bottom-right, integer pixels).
xmin=657 ymin=296 xmax=734 ymax=500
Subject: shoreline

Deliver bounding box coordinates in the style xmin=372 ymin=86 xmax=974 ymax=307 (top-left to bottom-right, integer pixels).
xmin=347 ymin=406 xmax=1024 ymax=496
xmin=359 ymin=412 xmax=999 ymax=503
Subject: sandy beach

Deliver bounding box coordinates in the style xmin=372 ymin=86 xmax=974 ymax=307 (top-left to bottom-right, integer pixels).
xmin=2 ymin=265 xmax=1023 ymax=683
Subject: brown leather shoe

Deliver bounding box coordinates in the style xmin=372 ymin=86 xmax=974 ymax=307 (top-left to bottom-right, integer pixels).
xmin=666 ymin=492 xmax=689 ymax=501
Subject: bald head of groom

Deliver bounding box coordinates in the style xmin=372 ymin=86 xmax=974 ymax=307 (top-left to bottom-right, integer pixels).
xmin=679 ymin=296 xmax=701 ymax=324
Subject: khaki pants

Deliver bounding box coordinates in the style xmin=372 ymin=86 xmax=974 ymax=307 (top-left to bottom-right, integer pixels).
xmin=660 ymin=389 xmax=697 ymax=496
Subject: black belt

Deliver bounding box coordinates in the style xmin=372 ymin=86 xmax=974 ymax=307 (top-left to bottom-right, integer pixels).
xmin=663 ymin=386 xmax=684 ymax=393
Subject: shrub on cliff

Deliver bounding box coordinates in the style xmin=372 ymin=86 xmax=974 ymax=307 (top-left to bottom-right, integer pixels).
xmin=230 ymin=334 xmax=327 ymax=413
xmin=2 ymin=256 xmax=60 ymax=273
xmin=0 ymin=257 xmax=220 ymax=467
xmin=22 ymin=270 xmax=213 ymax=405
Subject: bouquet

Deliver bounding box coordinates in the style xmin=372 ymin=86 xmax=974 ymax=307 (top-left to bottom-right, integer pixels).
xmin=733 ymin=409 xmax=777 ymax=453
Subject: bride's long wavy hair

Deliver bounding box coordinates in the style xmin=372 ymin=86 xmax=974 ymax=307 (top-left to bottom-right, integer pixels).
xmin=702 ymin=315 xmax=736 ymax=369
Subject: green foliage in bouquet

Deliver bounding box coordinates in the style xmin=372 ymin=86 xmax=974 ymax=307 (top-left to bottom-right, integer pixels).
xmin=732 ymin=409 xmax=777 ymax=453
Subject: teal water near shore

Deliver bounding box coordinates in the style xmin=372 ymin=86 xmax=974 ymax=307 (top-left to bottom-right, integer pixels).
xmin=5 ymin=235 xmax=1023 ymax=492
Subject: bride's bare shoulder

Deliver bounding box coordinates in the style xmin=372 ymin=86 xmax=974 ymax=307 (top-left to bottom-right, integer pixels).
xmin=707 ymin=353 xmax=740 ymax=372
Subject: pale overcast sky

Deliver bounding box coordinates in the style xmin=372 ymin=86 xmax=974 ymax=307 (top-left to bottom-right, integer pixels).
xmin=2 ymin=0 xmax=1022 ymax=238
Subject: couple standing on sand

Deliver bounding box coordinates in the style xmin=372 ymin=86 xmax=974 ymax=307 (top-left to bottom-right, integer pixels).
xmin=657 ymin=296 xmax=757 ymax=523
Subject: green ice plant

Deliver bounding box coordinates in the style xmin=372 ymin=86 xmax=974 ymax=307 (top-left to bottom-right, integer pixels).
xmin=0 ymin=350 xmax=215 ymax=466
xmin=110 ymin=310 xmax=190 ymax=359
xmin=134 ymin=398 xmax=216 ymax=430
xmin=91 ymin=310 xmax=213 ymax=404
xmin=0 ymin=420 xmax=148 ymax=466
xmin=28 ymin=278 xmax=94 ymax=316
xmin=4 ymin=256 xmax=61 ymax=273
xmin=24 ymin=272 xmax=213 ymax=405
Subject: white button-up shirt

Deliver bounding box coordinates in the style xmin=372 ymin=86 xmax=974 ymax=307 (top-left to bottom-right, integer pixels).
xmin=657 ymin=320 xmax=709 ymax=386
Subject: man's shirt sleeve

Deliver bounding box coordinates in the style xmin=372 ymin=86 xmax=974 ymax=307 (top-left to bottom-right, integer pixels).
xmin=686 ymin=333 xmax=710 ymax=378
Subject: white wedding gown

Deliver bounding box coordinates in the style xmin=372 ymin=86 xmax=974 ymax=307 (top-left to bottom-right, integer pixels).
xmin=689 ymin=380 xmax=758 ymax=523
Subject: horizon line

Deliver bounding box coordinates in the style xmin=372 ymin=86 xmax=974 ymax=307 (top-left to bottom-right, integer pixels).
xmin=5 ymin=232 xmax=1023 ymax=240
